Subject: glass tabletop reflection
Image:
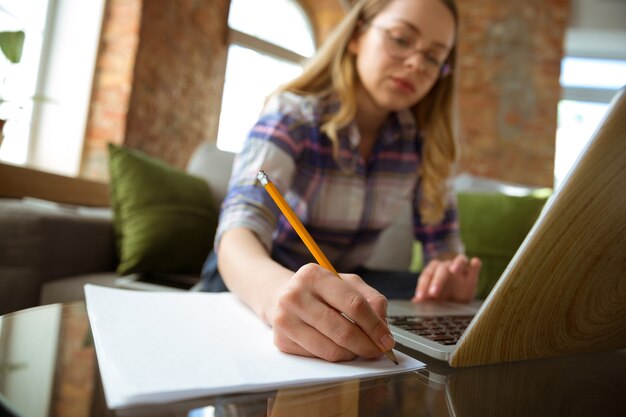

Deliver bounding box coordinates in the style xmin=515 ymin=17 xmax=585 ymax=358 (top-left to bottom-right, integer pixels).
xmin=0 ymin=302 xmax=625 ymax=417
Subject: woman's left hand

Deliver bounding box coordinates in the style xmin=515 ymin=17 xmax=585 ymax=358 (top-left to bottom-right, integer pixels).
xmin=412 ymin=254 xmax=481 ymax=303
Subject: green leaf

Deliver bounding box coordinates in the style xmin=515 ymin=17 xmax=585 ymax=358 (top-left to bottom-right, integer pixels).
xmin=0 ymin=31 xmax=25 ymax=64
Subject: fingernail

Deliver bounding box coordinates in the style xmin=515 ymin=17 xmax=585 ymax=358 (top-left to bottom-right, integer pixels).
xmin=429 ymin=285 xmax=438 ymax=296
xmin=380 ymin=333 xmax=395 ymax=351
xmin=416 ymin=290 xmax=423 ymax=299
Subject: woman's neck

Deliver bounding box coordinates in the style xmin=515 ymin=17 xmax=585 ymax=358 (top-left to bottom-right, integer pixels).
xmin=354 ymin=86 xmax=390 ymax=162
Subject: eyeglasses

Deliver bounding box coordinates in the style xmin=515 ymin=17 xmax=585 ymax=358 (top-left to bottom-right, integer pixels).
xmin=372 ymin=25 xmax=452 ymax=79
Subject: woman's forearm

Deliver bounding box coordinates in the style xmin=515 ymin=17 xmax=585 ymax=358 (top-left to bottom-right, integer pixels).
xmin=217 ymin=228 xmax=293 ymax=324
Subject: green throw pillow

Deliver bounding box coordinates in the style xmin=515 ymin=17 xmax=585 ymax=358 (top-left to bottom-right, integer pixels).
xmin=108 ymin=143 xmax=218 ymax=275
xmin=457 ymin=190 xmax=550 ymax=299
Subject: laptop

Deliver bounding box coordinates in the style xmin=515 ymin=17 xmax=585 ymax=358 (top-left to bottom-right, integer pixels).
xmin=387 ymin=86 xmax=626 ymax=367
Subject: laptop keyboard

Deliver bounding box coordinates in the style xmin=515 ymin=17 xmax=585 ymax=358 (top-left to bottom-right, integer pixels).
xmin=388 ymin=315 xmax=473 ymax=346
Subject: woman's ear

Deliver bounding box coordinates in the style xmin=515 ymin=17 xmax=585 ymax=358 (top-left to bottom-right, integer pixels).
xmin=347 ymin=20 xmax=366 ymax=55
xmin=347 ymin=35 xmax=360 ymax=55
xmin=348 ymin=19 xmax=369 ymax=55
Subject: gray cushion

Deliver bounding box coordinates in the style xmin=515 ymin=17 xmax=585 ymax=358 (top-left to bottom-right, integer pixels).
xmin=0 ymin=199 xmax=116 ymax=314
xmin=39 ymin=273 xmax=119 ymax=305
xmin=186 ymin=142 xmax=235 ymax=208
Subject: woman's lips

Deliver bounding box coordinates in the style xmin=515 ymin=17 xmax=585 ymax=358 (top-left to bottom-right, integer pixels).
xmin=390 ymin=77 xmax=416 ymax=94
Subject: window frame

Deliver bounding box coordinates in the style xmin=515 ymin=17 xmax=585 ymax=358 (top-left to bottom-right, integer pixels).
xmin=215 ymin=0 xmax=315 ymax=153
xmin=228 ymin=28 xmax=308 ymax=65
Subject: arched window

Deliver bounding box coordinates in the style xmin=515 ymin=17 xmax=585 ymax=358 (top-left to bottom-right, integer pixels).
xmin=216 ymin=0 xmax=316 ymax=153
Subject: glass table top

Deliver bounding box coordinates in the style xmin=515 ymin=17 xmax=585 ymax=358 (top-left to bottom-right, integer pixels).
xmin=1 ymin=302 xmax=625 ymax=417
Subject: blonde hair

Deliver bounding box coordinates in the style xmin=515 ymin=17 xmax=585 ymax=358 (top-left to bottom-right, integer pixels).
xmin=274 ymin=0 xmax=459 ymax=225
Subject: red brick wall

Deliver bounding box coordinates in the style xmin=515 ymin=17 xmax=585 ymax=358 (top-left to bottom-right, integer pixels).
xmin=81 ymin=0 xmax=229 ymax=178
xmin=81 ymin=0 xmax=141 ymax=180
xmin=122 ymin=0 xmax=229 ymax=169
xmin=456 ymin=0 xmax=570 ymax=187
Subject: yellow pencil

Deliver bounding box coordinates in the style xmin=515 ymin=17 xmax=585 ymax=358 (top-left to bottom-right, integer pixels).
xmin=257 ymin=170 xmax=398 ymax=365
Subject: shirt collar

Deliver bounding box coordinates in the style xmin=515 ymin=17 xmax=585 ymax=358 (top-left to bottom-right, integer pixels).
xmin=395 ymin=108 xmax=418 ymax=142
xmin=346 ymin=108 xmax=418 ymax=149
xmin=320 ymin=94 xmax=418 ymax=148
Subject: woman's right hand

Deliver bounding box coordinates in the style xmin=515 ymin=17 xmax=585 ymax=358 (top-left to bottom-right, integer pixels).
xmin=269 ymin=263 xmax=395 ymax=362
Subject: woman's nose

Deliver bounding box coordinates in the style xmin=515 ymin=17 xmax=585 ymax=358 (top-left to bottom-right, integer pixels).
xmin=404 ymin=51 xmax=426 ymax=71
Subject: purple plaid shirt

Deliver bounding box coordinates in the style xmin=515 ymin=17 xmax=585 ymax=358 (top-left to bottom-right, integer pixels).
xmin=215 ymin=92 xmax=464 ymax=272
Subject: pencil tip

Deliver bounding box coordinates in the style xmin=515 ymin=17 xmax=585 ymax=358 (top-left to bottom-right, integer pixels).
xmin=384 ymin=350 xmax=398 ymax=365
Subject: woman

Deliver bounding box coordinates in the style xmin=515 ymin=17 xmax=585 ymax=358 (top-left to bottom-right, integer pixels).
xmin=203 ymin=0 xmax=481 ymax=362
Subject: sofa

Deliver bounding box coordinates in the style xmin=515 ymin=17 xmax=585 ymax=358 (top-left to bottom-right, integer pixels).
xmin=0 ymin=143 xmax=550 ymax=315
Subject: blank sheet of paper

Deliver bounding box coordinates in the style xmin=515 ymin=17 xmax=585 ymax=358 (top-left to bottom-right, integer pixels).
xmin=84 ymin=285 xmax=424 ymax=409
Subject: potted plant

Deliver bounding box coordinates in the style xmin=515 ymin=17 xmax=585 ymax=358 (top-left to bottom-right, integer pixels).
xmin=0 ymin=30 xmax=25 ymax=148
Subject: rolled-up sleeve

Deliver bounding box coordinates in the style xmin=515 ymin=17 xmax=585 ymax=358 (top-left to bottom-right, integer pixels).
xmin=413 ymin=189 xmax=465 ymax=263
xmin=214 ymin=112 xmax=303 ymax=253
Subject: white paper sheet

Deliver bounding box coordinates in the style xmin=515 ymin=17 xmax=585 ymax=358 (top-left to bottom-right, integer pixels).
xmin=84 ymin=285 xmax=425 ymax=409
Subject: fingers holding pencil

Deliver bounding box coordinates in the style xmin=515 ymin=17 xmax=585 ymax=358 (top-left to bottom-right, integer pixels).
xmin=272 ymin=264 xmax=394 ymax=362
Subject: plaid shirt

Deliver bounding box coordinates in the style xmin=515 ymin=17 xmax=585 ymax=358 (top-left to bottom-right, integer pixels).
xmin=215 ymin=92 xmax=464 ymax=272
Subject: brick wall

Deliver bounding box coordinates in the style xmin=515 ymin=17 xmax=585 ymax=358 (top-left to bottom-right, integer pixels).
xmin=81 ymin=0 xmax=569 ymax=187
xmin=81 ymin=0 xmax=229 ymax=179
xmin=80 ymin=0 xmax=141 ymax=180
xmin=123 ymin=0 xmax=229 ymax=169
xmin=456 ymin=0 xmax=570 ymax=186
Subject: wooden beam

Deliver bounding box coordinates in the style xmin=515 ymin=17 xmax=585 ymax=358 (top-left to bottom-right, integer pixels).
xmin=0 ymin=163 xmax=110 ymax=207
